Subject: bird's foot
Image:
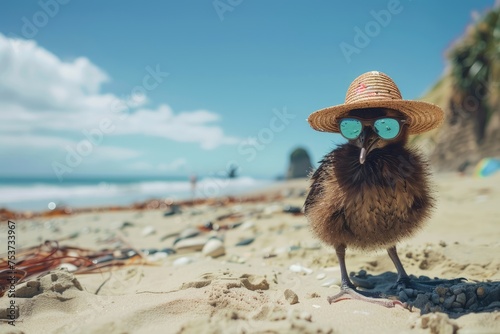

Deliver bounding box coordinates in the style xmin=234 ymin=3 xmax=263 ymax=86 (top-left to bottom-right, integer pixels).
xmin=393 ymin=276 xmax=467 ymax=292
xmin=327 ymin=287 xmax=407 ymax=309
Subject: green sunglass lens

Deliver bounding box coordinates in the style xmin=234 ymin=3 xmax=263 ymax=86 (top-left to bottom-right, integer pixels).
xmin=374 ymin=118 xmax=400 ymax=139
xmin=340 ymin=118 xmax=362 ymax=139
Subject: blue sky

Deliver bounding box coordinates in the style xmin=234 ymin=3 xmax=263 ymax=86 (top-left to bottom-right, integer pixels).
xmin=0 ymin=0 xmax=494 ymax=180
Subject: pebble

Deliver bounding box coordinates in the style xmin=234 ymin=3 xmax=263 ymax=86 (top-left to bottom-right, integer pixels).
xmin=435 ymin=286 xmax=448 ymax=297
xmin=476 ymin=286 xmax=486 ymax=298
xmin=284 ymin=289 xmax=299 ymax=304
xmin=58 ymin=263 xmax=78 ymax=272
xmin=173 ymin=257 xmax=194 ymax=266
xmin=202 ymin=238 xmax=225 ymax=258
xmin=178 ymin=227 xmax=200 ymax=240
xmin=316 ymin=273 xmax=326 ymax=280
xmin=404 ymin=288 xmax=415 ymax=298
xmin=452 ymin=287 xmax=464 ymax=295
xmin=141 ymin=248 xmax=157 ymax=255
xmin=283 ymin=205 xmax=302 ymax=214
xmin=240 ymin=220 xmax=255 ymax=230
xmin=92 ymin=254 xmax=114 ymax=264
xmin=398 ymin=290 xmax=409 ymax=302
xmin=456 ymin=292 xmax=466 ymax=306
xmin=141 ymin=226 xmax=156 ymax=236
xmin=413 ymin=293 xmax=430 ymax=310
xmin=236 ymin=238 xmax=255 ymax=246
xmin=289 ymin=264 xmax=313 ymax=275
xmin=465 ymin=295 xmax=477 ymax=308
xmin=175 ymin=237 xmax=208 ymax=253
xmin=443 ymin=295 xmax=456 ymax=309
xmin=227 ymin=254 xmax=246 ymax=264
xmin=321 ymin=277 xmax=341 ymax=287
xmin=147 ymin=252 xmax=169 ymax=262
xmin=160 ymin=248 xmax=176 ymax=255
xmin=431 ymin=293 xmax=440 ymax=305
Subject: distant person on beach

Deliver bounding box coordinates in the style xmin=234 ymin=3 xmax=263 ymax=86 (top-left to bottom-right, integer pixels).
xmin=189 ymin=174 xmax=197 ymax=198
xmin=227 ymin=164 xmax=238 ymax=179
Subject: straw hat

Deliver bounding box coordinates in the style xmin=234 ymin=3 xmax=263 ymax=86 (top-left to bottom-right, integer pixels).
xmin=307 ymin=71 xmax=444 ymax=135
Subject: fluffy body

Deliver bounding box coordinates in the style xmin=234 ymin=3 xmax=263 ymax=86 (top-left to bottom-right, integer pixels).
xmin=304 ymin=143 xmax=434 ymax=251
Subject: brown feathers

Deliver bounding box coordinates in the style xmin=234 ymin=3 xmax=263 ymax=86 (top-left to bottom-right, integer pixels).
xmin=304 ymin=142 xmax=434 ymax=250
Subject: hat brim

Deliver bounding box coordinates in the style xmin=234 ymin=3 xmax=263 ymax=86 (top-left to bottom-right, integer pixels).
xmin=307 ymin=99 xmax=444 ymax=135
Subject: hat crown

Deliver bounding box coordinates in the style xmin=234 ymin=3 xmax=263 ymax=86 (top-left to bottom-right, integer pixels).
xmin=344 ymin=71 xmax=402 ymax=105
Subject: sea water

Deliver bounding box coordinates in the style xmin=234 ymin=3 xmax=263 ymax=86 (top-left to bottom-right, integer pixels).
xmin=0 ymin=176 xmax=273 ymax=212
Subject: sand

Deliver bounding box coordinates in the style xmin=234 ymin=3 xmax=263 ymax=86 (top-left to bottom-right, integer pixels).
xmin=1 ymin=172 xmax=500 ymax=333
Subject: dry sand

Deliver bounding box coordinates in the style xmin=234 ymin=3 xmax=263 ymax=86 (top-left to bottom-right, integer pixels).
xmin=1 ymin=172 xmax=500 ymax=333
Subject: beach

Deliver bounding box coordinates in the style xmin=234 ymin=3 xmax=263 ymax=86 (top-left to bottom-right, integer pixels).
xmin=1 ymin=172 xmax=500 ymax=334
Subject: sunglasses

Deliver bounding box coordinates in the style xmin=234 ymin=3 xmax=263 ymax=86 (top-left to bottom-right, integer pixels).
xmin=339 ymin=117 xmax=407 ymax=140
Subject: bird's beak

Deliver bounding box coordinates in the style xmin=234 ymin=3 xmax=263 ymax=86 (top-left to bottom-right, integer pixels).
xmin=358 ymin=128 xmax=379 ymax=165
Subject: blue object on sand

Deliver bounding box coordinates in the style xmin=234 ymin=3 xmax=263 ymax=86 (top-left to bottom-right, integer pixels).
xmin=474 ymin=158 xmax=500 ymax=177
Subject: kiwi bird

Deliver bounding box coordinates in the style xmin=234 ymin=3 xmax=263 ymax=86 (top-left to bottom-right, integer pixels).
xmin=305 ymin=71 xmax=445 ymax=307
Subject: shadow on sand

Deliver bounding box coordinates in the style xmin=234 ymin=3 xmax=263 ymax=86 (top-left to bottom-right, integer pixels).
xmin=350 ymin=270 xmax=500 ymax=318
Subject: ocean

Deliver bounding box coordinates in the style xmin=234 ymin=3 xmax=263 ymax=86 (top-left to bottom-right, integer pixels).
xmin=0 ymin=176 xmax=274 ymax=212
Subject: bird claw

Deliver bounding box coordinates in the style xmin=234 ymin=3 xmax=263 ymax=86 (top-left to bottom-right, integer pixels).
xmin=327 ymin=287 xmax=406 ymax=309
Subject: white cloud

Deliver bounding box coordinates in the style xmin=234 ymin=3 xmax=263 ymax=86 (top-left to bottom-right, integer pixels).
xmin=0 ymin=34 xmax=238 ymax=154
xmin=116 ymin=105 xmax=239 ymax=149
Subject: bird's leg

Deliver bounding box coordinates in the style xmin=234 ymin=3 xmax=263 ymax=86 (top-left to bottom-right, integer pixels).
xmin=387 ymin=246 xmax=465 ymax=291
xmin=387 ymin=246 xmax=410 ymax=286
xmin=327 ymin=244 xmax=404 ymax=308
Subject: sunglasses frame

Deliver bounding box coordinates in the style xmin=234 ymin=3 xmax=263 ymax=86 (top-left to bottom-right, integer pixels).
xmin=338 ymin=116 xmax=408 ymax=140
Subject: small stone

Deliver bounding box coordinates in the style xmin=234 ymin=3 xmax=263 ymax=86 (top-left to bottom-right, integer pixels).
xmin=419 ymin=259 xmax=429 ymax=270
xmin=321 ymin=278 xmax=341 ymax=287
xmin=284 ymin=289 xmax=299 ymax=304
xmin=178 ymin=227 xmax=200 ymax=240
xmin=465 ymin=295 xmax=477 ymax=308
xmin=436 ymin=286 xmax=448 ymax=297
xmin=431 ymin=293 xmax=440 ymax=305
xmin=202 ymin=238 xmax=225 ymax=258
xmin=476 ymin=286 xmax=486 ymax=298
xmin=235 ymin=238 xmax=255 ymax=246
xmin=413 ymin=293 xmax=430 ymax=310
xmin=399 ymin=290 xmax=409 ymax=302
xmin=58 ymin=263 xmax=78 ymax=272
xmin=175 ymin=237 xmax=208 ymax=253
xmin=452 ymin=287 xmax=464 ymax=295
xmin=141 ymin=225 xmax=156 ymax=236
xmin=240 ymin=221 xmax=255 ymax=230
xmin=283 ymin=205 xmax=302 ymax=214
xmin=439 ymin=240 xmax=447 ymax=247
xmin=451 ymin=301 xmax=462 ymax=309
xmin=288 ymin=264 xmax=313 ymax=275
xmin=358 ymin=270 xmax=367 ymax=278
xmin=173 ymin=257 xmax=194 ymax=266
xmin=456 ymin=292 xmax=466 ymax=306
xmin=316 ymin=273 xmax=326 ymax=280
xmin=404 ymin=288 xmax=415 ymax=298
xmin=443 ymin=295 xmax=456 ymax=309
